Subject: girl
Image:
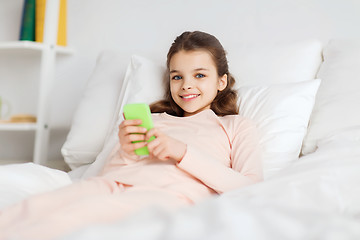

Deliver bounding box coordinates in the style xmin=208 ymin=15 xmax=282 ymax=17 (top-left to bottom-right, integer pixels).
xmin=0 ymin=31 xmax=263 ymax=239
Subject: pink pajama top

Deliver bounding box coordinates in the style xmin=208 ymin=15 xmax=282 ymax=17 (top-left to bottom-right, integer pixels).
xmin=101 ymin=109 xmax=263 ymax=203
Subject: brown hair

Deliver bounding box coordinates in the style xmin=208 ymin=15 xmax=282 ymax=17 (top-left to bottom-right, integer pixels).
xmin=150 ymin=31 xmax=239 ymax=117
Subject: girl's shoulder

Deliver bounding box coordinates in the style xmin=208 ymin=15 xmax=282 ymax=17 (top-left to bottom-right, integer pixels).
xmin=219 ymin=114 xmax=258 ymax=135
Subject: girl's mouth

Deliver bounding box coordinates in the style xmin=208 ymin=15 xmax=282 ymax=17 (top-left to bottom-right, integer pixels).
xmin=181 ymin=94 xmax=200 ymax=101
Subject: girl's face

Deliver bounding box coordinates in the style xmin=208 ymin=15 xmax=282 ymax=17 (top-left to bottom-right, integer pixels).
xmin=169 ymin=50 xmax=227 ymax=117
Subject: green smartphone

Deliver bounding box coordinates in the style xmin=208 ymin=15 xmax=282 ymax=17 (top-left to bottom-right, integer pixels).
xmin=123 ymin=103 xmax=155 ymax=156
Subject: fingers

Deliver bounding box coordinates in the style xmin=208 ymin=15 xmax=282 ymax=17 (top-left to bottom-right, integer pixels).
xmin=147 ymin=131 xmax=186 ymax=162
xmin=152 ymin=144 xmax=170 ymax=161
xmin=146 ymin=129 xmax=161 ymax=154
xmin=122 ymin=141 xmax=147 ymax=153
xmin=145 ymin=128 xmax=160 ymax=141
xmin=147 ymin=137 xmax=160 ymax=153
xmin=119 ymin=120 xmax=147 ymax=142
xmin=146 ymin=129 xmax=171 ymax=161
xmin=118 ymin=119 xmax=148 ymax=156
xmin=148 ymin=140 xmax=168 ymax=161
xmin=122 ymin=126 xmax=147 ymax=136
xmin=119 ymin=123 xmax=174 ymax=161
xmin=119 ymin=119 xmax=147 ymax=134
xmin=121 ymin=119 xmax=142 ymax=127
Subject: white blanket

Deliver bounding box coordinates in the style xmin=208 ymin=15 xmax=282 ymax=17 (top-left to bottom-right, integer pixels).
xmin=0 ymin=163 xmax=72 ymax=209
xmin=1 ymin=139 xmax=360 ymax=239
xmin=61 ymin=139 xmax=360 ymax=240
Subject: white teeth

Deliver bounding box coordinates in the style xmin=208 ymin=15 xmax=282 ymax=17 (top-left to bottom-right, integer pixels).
xmin=182 ymin=94 xmax=199 ymax=99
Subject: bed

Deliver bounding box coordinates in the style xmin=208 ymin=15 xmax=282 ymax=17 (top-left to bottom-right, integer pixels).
xmin=1 ymin=39 xmax=360 ymax=239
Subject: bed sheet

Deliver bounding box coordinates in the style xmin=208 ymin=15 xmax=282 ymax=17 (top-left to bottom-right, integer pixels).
xmin=61 ymin=138 xmax=360 ymax=240
xmin=0 ymin=163 xmax=72 ymax=210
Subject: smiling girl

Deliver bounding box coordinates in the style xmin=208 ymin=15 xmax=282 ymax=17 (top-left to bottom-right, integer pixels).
xmin=0 ymin=31 xmax=263 ymax=239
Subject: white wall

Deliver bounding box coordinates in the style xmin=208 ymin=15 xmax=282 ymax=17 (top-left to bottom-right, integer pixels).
xmin=1 ymin=0 xmax=360 ymax=161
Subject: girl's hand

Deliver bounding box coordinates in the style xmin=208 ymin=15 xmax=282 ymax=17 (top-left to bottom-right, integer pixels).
xmin=146 ymin=128 xmax=186 ymax=163
xmin=118 ymin=119 xmax=148 ymax=156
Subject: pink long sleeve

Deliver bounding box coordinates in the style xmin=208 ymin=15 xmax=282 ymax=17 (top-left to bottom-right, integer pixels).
xmin=177 ymin=116 xmax=263 ymax=193
xmin=101 ymin=109 xmax=263 ymax=202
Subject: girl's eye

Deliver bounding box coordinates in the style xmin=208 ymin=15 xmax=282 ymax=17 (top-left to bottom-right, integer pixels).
xmin=172 ymin=75 xmax=182 ymax=80
xmin=196 ymin=74 xmax=205 ymax=78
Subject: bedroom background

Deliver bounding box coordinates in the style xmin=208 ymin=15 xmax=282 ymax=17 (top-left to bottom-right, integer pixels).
xmin=0 ymin=0 xmax=359 ymax=168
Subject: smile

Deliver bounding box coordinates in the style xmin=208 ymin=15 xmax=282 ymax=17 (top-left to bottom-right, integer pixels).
xmin=181 ymin=94 xmax=200 ymax=100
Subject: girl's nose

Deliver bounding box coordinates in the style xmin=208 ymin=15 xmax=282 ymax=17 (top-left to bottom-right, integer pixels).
xmin=181 ymin=78 xmax=193 ymax=90
xmin=182 ymin=85 xmax=193 ymax=90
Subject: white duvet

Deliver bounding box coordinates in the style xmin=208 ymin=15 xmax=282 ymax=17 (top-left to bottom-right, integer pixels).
xmin=60 ymin=138 xmax=360 ymax=240
xmin=1 ymin=138 xmax=360 ymax=240
xmin=0 ymin=163 xmax=72 ymax=210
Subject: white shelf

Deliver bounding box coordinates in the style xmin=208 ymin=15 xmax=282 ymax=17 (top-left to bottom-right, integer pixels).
xmin=1 ymin=0 xmax=72 ymax=165
xmin=0 ymin=41 xmax=74 ymax=55
xmin=0 ymin=122 xmax=37 ymax=131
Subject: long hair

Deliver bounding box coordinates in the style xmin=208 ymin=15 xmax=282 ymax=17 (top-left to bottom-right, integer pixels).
xmin=150 ymin=31 xmax=239 ymax=117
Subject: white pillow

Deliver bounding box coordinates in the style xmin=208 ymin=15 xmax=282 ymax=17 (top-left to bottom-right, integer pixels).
xmin=228 ymin=40 xmax=323 ymax=87
xmin=80 ymin=55 xmax=320 ymax=179
xmin=61 ymin=50 xmax=128 ymax=169
xmin=122 ymin=55 xmax=166 ymax=105
xmin=238 ymin=79 xmax=321 ymax=178
xmin=80 ymin=55 xmax=166 ymax=179
xmin=302 ymin=40 xmax=360 ymax=155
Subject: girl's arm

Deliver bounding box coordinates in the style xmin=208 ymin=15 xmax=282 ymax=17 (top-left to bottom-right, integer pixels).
xmin=176 ymin=118 xmax=263 ymax=194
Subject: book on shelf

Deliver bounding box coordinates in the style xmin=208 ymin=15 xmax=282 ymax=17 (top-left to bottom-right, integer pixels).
xmin=19 ymin=0 xmax=67 ymax=46
xmin=0 ymin=114 xmax=37 ymax=124
xmin=36 ymin=0 xmax=67 ymax=46
xmin=19 ymin=0 xmax=36 ymax=41
xmin=57 ymin=0 xmax=67 ymax=46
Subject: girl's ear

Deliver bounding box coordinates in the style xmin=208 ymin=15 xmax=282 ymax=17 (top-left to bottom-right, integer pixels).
xmin=218 ymin=74 xmax=228 ymax=91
